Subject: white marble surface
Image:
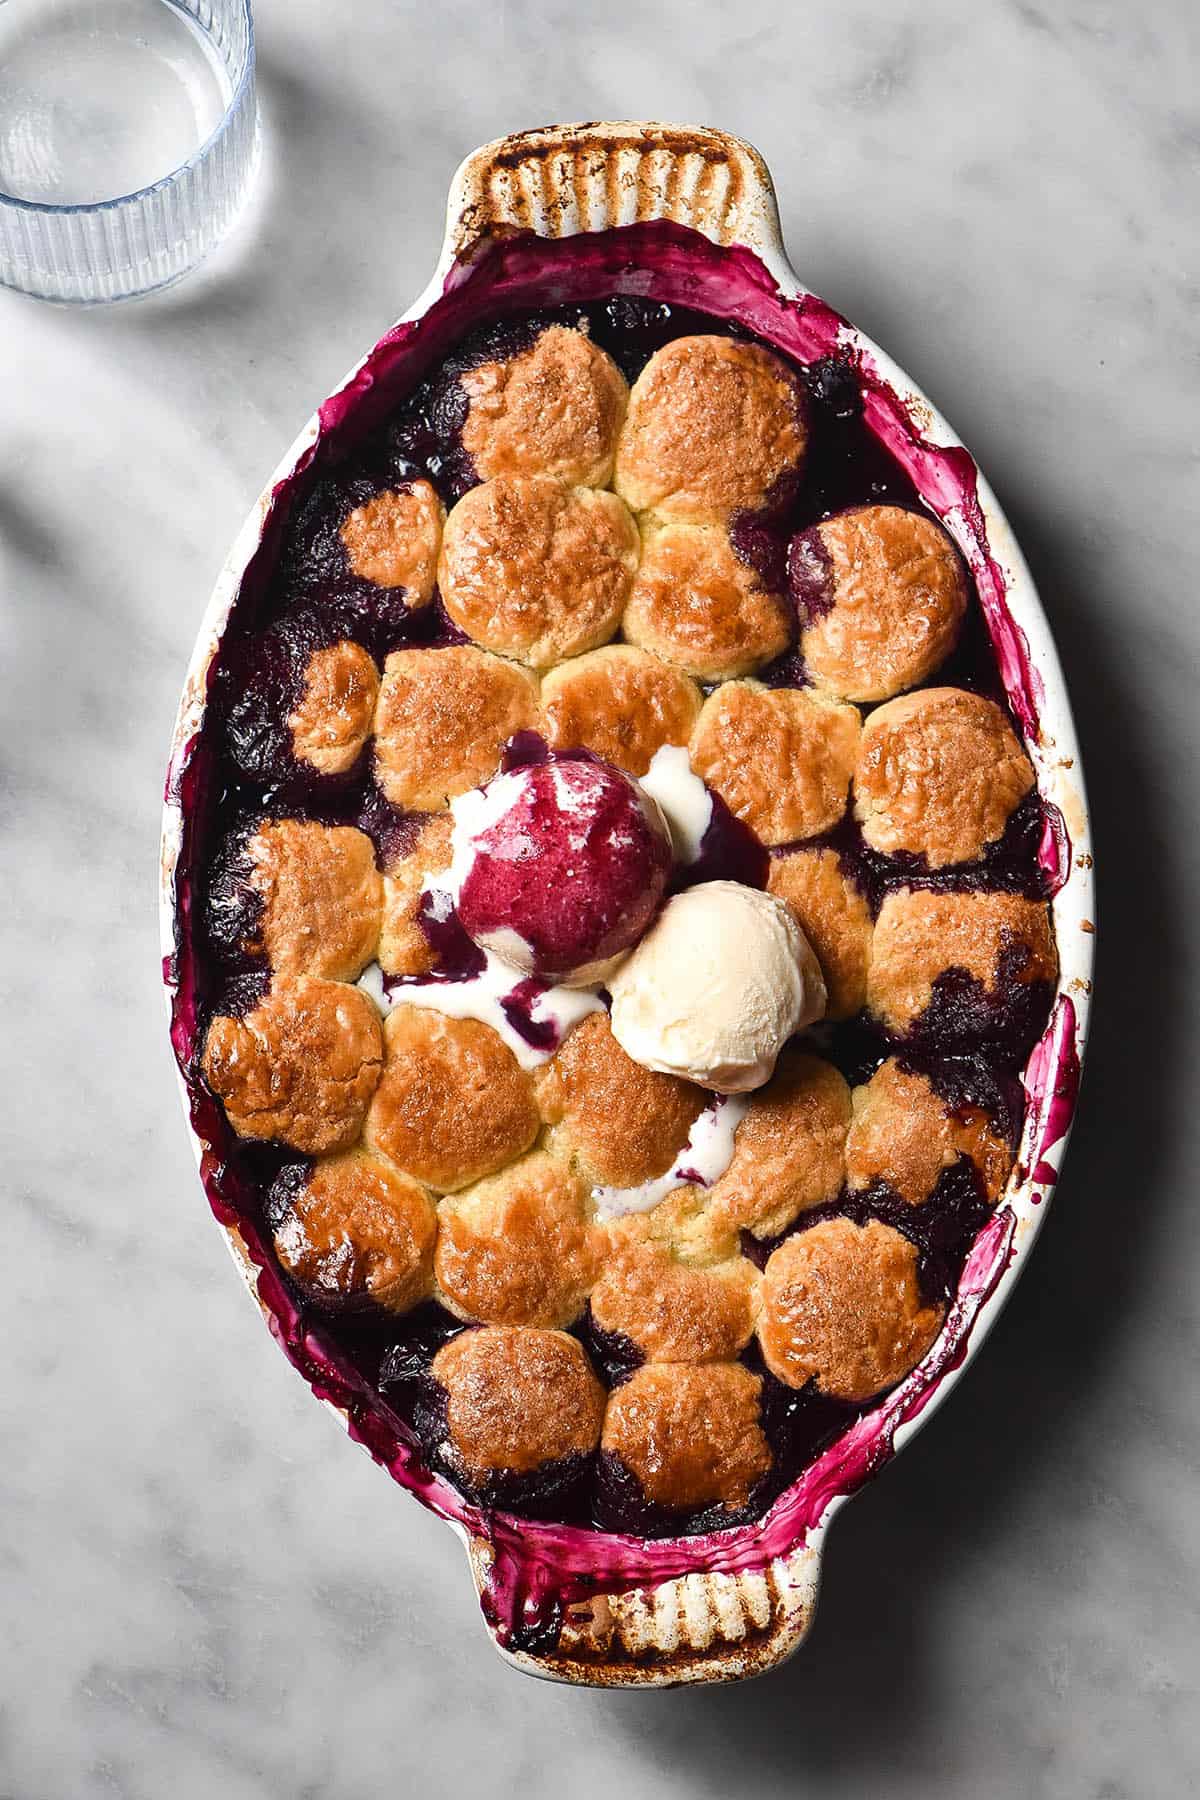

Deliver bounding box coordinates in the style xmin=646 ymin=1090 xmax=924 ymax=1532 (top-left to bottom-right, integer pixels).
xmin=2 ymin=1 xmax=1198 ymax=1793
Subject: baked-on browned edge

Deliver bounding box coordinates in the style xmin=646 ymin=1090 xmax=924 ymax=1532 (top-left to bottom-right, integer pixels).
xmin=449 ymin=121 xmax=781 ymax=258
xmin=464 ymin=1536 xmax=818 ymax=1688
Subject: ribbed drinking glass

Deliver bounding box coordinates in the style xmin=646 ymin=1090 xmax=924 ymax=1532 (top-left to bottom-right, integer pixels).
xmin=0 ymin=0 xmax=258 ymax=303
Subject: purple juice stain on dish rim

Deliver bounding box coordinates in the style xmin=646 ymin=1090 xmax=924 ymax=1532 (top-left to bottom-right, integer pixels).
xmin=164 ymin=220 xmax=1085 ymax=1652
xmin=1022 ymin=993 xmax=1080 ymax=1190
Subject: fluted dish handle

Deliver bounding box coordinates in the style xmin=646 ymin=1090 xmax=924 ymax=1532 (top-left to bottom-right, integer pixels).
xmin=440 ymin=120 xmax=785 ymax=266
xmin=464 ymin=1531 xmax=824 ymax=1689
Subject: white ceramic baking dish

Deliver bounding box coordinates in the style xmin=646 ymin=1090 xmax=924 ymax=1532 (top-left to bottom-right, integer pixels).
xmin=161 ymin=122 xmax=1094 ymax=1688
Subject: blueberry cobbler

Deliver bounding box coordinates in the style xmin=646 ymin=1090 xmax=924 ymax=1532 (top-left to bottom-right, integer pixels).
xmin=186 ymin=300 xmax=1057 ymax=1539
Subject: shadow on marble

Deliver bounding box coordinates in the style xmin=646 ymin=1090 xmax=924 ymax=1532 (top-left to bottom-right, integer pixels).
xmin=591 ymin=489 xmax=1179 ymax=1772
xmin=0 ymin=482 xmax=65 ymax=569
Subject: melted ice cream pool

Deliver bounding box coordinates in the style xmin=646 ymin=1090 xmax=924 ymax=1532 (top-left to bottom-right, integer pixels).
xmin=639 ymin=743 xmax=713 ymax=864
xmin=357 ymin=947 xmax=603 ymax=1071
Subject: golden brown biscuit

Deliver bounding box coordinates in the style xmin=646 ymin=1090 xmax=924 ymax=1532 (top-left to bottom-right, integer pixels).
xmin=622 ymin=519 xmax=791 ymax=680
xmin=792 ymin=505 xmax=967 ymax=702
xmin=767 ymin=847 xmax=873 ymax=1020
xmin=614 ymin=336 xmax=807 ymax=523
xmin=202 ymin=976 xmax=383 ymax=1155
xmin=601 ymin=1363 xmax=772 ymax=1510
xmin=854 ymin=687 xmax=1035 ymax=867
xmin=534 ymin=1013 xmax=707 ymax=1189
xmin=365 ymin=1007 xmax=539 ymax=1193
xmin=243 ymin=820 xmax=381 ymax=980
xmin=606 ymin=1184 xmax=742 ymax=1267
xmin=867 ymin=889 xmax=1058 ymax=1037
xmin=591 ymin=1224 xmax=760 ymax=1363
xmin=438 ymin=475 xmax=639 ymax=668
xmin=845 ymin=1058 xmax=1013 ymax=1205
xmin=271 ymin=1149 xmax=436 ymax=1314
xmin=689 ymin=681 xmax=861 ymax=846
xmin=372 ymin=646 xmax=538 ymax=810
xmin=459 ymin=325 xmax=629 ymax=488
xmin=708 ymin=1051 xmax=851 ymax=1239
xmin=759 ymin=1217 xmax=944 ymax=1400
xmin=377 ymin=814 xmax=455 ymax=978
xmin=288 ymin=640 xmax=379 ymax=776
xmin=538 ymin=645 xmax=702 ymax=776
xmin=431 ymin=1327 xmax=606 ymax=1477
xmin=434 ymin=1153 xmax=603 ymax=1328
xmin=338 ymin=480 xmax=444 ymax=601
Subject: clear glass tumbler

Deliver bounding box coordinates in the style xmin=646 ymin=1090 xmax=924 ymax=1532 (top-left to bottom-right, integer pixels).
xmin=0 ymin=0 xmax=258 ymax=303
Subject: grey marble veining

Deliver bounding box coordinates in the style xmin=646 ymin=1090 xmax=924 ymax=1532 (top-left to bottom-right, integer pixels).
xmin=2 ymin=1 xmax=1198 ymax=1795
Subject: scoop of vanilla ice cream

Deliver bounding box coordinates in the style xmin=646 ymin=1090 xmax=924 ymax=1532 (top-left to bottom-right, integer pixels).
xmin=608 ymin=880 xmax=827 ymax=1092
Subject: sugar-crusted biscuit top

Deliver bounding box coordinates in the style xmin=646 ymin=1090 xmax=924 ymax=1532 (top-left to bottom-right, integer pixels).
xmin=372 ymin=645 xmax=538 ymax=811
xmin=288 ymin=640 xmax=380 ymax=776
xmin=845 ymin=1057 xmax=1013 ymax=1205
xmin=759 ymin=1217 xmax=944 ymax=1400
xmin=534 ymin=1012 xmax=708 ymax=1189
xmin=708 ymin=1050 xmax=851 ymax=1240
xmin=434 ymin=1152 xmax=603 ymax=1329
xmin=460 ymin=325 xmax=628 ymax=488
xmin=202 ymin=976 xmax=383 ymax=1156
xmin=766 ymin=847 xmax=873 ymax=1021
xmin=538 ymin=645 xmax=702 ymax=776
xmin=365 ymin=1007 xmax=539 ymax=1193
xmin=601 ymin=1184 xmax=743 ymax=1270
xmin=791 ymin=505 xmax=967 ymax=701
xmin=338 ymin=480 xmax=444 ymax=601
xmin=601 ymin=1362 xmax=772 ymax=1511
xmin=377 ymin=813 xmax=455 ymax=978
xmin=244 ymin=819 xmax=381 ymax=980
xmin=867 ymin=889 xmax=1058 ymax=1037
xmin=431 ymin=1326 xmax=606 ymax=1477
xmin=622 ymin=519 xmax=791 ymax=680
xmin=591 ymin=1219 xmax=760 ymax=1365
xmin=690 ymin=681 xmax=861 ymax=847
xmin=614 ymin=336 xmax=807 ymax=523
xmin=854 ymin=686 xmax=1035 ymax=867
xmin=269 ymin=1149 xmax=436 ymax=1314
xmin=438 ymin=474 xmax=639 ymax=668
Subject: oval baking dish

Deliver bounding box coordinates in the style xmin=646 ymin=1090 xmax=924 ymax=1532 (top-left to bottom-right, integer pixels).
xmin=161 ymin=122 xmax=1094 ymax=1688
